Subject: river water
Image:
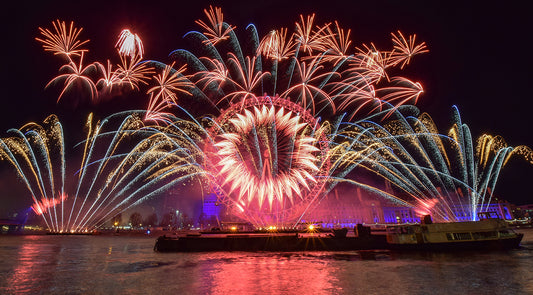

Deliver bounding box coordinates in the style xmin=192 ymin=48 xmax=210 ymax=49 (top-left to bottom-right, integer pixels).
xmin=1 ymin=229 xmax=532 ymax=295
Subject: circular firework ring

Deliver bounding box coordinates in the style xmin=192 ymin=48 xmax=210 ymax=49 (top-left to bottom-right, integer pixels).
xmin=205 ymin=96 xmax=330 ymax=227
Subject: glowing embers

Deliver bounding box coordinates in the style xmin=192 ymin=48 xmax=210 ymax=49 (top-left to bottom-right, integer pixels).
xmin=31 ymin=193 xmax=68 ymax=216
xmin=208 ymin=97 xmax=330 ymax=226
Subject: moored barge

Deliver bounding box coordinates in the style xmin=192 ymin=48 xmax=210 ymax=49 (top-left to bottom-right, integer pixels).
xmin=154 ymin=226 xmax=387 ymax=252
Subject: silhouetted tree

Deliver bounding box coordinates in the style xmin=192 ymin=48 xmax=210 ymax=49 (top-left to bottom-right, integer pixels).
xmin=129 ymin=212 xmax=143 ymax=228
xmin=159 ymin=212 xmax=175 ymax=227
xmin=144 ymin=213 xmax=158 ymax=227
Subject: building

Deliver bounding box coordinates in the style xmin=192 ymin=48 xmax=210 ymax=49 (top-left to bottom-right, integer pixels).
xmin=199 ymin=188 xmax=516 ymax=229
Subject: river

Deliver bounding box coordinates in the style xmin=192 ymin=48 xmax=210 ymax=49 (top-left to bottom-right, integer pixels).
xmin=1 ymin=228 xmax=532 ymax=294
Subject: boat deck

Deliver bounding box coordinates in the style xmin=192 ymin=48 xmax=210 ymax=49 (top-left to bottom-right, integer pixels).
xmin=154 ymin=232 xmax=388 ymax=252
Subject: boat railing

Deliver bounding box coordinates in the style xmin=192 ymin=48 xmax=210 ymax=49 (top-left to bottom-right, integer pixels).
xmin=477 ymin=211 xmax=501 ymax=220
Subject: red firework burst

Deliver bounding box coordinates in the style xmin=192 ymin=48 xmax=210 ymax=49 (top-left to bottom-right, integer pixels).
xmin=206 ymin=96 xmax=330 ymax=226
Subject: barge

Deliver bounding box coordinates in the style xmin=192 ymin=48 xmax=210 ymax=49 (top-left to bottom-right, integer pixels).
xmin=154 ymin=214 xmax=524 ymax=252
xmin=154 ymin=226 xmax=387 ymax=252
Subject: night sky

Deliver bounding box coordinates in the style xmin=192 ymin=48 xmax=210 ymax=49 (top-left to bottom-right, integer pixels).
xmin=1 ymin=0 xmax=532 ymax=214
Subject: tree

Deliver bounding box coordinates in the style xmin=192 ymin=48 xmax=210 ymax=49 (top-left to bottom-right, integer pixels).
xmin=144 ymin=213 xmax=158 ymax=227
xmin=129 ymin=212 xmax=143 ymax=228
xmin=159 ymin=212 xmax=175 ymax=227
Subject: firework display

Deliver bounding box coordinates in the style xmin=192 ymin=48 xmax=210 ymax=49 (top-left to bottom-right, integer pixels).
xmin=36 ymin=21 xmax=154 ymax=103
xmin=151 ymin=7 xmax=429 ymax=226
xmin=2 ymin=6 xmax=530 ymax=231
xmin=205 ymin=96 xmax=331 ymax=225
xmin=335 ymin=105 xmax=533 ymax=222
xmin=0 ymin=112 xmax=207 ymax=232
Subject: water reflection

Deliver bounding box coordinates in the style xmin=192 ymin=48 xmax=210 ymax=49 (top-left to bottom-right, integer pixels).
xmin=0 ymin=231 xmax=532 ymax=294
xmin=197 ymin=253 xmax=341 ymax=294
xmin=6 ymin=236 xmax=57 ymax=294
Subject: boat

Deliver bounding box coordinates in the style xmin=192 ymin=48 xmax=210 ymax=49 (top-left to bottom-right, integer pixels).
xmin=153 ymin=213 xmax=524 ymax=252
xmin=385 ymin=213 xmax=524 ymax=251
xmin=154 ymin=225 xmax=388 ymax=252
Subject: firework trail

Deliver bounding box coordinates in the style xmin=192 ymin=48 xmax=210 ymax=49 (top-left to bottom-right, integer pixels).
xmin=156 ymin=7 xmax=427 ymax=120
xmin=0 ymin=115 xmax=65 ymax=231
xmin=37 ymin=21 xmax=154 ymax=103
xmin=37 ymin=8 xmax=427 ymax=120
xmin=36 ymin=20 xmax=89 ymax=58
xmin=46 ymin=52 xmax=99 ymax=102
xmin=116 ymin=29 xmax=144 ymax=59
xmin=0 ymin=112 xmax=207 ymax=232
xmin=334 ymin=105 xmax=533 ymax=222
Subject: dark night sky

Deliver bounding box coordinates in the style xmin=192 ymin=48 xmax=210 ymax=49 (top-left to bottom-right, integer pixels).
xmin=0 ymin=0 xmax=532 ymax=213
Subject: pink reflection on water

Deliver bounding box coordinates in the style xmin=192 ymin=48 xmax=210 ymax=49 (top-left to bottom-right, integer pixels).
xmin=197 ymin=253 xmax=342 ymax=294
xmin=6 ymin=236 xmax=52 ymax=294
